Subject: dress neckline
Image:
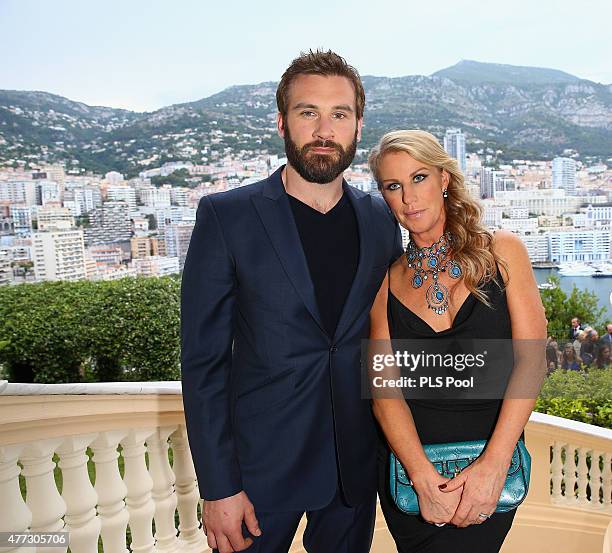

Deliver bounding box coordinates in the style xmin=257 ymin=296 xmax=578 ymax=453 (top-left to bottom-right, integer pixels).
xmin=388 ymin=289 xmax=476 ymax=335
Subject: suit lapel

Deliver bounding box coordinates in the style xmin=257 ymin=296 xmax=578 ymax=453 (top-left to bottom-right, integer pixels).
xmin=251 ymin=168 xmax=327 ymax=335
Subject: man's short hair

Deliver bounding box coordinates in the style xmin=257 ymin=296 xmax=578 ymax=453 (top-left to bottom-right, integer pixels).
xmin=276 ymin=49 xmax=365 ymax=120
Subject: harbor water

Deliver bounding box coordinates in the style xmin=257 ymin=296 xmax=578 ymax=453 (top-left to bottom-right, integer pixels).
xmin=533 ymin=267 xmax=612 ymax=321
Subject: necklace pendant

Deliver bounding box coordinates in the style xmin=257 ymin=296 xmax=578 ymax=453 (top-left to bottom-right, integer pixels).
xmin=426 ymin=283 xmax=449 ymax=315
xmin=412 ymin=274 xmax=423 ymax=288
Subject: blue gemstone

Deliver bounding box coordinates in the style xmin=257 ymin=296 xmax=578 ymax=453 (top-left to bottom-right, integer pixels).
xmin=436 ymin=291 xmax=444 ymax=300
xmin=429 ymin=257 xmax=437 ymax=267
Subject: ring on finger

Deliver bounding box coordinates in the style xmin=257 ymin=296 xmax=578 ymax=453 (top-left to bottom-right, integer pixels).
xmin=478 ymin=512 xmax=491 ymax=520
xmin=434 ymin=522 xmax=446 ymax=527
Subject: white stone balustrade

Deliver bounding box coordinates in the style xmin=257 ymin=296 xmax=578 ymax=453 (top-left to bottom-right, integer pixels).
xmin=0 ymin=381 xmax=610 ymax=553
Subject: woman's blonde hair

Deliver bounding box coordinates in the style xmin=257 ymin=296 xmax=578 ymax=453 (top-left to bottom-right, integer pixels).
xmin=368 ymin=129 xmax=508 ymax=306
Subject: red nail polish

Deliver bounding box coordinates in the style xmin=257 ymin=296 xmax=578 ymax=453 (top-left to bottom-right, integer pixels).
xmin=438 ymin=483 xmax=447 ymax=489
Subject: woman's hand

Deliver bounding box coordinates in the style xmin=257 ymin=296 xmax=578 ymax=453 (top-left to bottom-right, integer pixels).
xmin=439 ymin=454 xmax=510 ymax=527
xmin=410 ymin=465 xmax=463 ymax=525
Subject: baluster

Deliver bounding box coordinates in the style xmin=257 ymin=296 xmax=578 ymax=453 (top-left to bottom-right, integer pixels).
xmin=20 ymin=438 xmax=67 ymax=553
xmin=0 ymin=444 xmax=34 ymax=553
xmin=564 ymin=445 xmax=577 ymax=503
xmin=550 ymin=441 xmax=564 ymax=501
xmin=602 ymin=452 xmax=611 ymax=509
xmin=170 ymin=426 xmax=206 ymax=551
xmin=91 ymin=430 xmax=129 ymax=553
xmin=589 ymin=450 xmax=602 ymax=508
xmin=56 ymin=434 xmax=101 ymax=553
xmin=577 ymin=447 xmax=589 ymax=504
xmin=147 ymin=426 xmax=179 ymax=553
xmin=121 ymin=429 xmax=156 ymax=553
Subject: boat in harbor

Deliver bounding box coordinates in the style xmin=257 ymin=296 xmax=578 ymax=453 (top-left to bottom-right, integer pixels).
xmin=592 ymin=262 xmax=612 ymax=278
xmin=557 ymin=262 xmax=596 ymax=276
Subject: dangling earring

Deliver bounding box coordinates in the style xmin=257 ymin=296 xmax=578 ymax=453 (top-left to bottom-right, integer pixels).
xmin=442 ymin=188 xmax=448 ymax=198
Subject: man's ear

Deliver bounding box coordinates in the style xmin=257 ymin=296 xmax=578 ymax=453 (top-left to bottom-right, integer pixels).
xmin=277 ymin=112 xmax=285 ymax=139
xmin=357 ymin=118 xmax=363 ymax=142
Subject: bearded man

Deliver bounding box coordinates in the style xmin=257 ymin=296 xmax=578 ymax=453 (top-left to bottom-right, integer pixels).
xmin=181 ymin=49 xmax=401 ymax=553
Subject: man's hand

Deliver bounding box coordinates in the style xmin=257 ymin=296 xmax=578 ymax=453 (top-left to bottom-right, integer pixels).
xmin=203 ymin=491 xmax=261 ymax=553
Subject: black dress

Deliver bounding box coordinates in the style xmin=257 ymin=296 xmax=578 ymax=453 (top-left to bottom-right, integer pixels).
xmin=377 ymin=267 xmax=517 ymax=553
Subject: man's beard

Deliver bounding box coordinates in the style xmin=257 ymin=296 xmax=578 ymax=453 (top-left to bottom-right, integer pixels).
xmin=284 ymin=126 xmax=357 ymax=185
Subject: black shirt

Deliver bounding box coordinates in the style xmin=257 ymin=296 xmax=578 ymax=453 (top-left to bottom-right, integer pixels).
xmin=288 ymin=192 xmax=360 ymax=337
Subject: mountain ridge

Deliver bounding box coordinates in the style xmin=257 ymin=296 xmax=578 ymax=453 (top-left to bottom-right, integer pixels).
xmin=1 ymin=60 xmax=610 ymax=175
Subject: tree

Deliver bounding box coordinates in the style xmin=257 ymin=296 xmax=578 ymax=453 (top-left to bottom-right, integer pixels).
xmin=146 ymin=213 xmax=157 ymax=230
xmin=150 ymin=168 xmax=190 ymax=188
xmin=76 ymin=213 xmax=91 ymax=228
xmin=539 ymin=275 xmax=606 ymax=341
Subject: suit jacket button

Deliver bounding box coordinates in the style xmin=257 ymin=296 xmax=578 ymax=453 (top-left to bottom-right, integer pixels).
xmin=330 ymin=345 xmax=338 ymax=353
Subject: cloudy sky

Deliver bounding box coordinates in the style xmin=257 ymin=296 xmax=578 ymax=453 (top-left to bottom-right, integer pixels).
xmin=1 ymin=0 xmax=610 ymax=112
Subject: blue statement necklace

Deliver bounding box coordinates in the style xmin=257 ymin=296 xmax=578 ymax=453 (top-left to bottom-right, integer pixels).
xmin=405 ymin=232 xmax=462 ymax=315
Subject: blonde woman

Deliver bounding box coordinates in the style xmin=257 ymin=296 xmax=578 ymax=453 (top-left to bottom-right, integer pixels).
xmin=368 ymin=130 xmax=547 ymax=552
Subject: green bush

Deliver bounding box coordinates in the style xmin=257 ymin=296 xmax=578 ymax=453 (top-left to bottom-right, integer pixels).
xmin=0 ymin=276 xmax=180 ymax=383
xmin=535 ymin=368 xmax=612 ymax=428
xmin=0 ymin=281 xmax=91 ymax=382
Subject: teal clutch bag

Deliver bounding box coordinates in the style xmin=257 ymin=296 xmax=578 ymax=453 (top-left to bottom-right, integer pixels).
xmin=389 ymin=439 xmax=531 ymax=515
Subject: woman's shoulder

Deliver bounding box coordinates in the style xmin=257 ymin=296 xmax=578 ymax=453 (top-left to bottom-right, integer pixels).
xmin=491 ymin=229 xmax=526 ymax=257
xmin=490 ymin=229 xmax=530 ymax=285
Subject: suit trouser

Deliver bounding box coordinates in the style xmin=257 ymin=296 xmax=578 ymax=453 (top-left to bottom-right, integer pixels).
xmin=212 ymin=484 xmax=377 ymax=553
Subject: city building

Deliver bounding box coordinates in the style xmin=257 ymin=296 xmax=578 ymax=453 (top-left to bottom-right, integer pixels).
xmin=0 ymin=203 xmax=11 ymax=235
xmin=0 ymin=180 xmax=37 ymax=205
xmin=552 ymin=157 xmax=577 ymax=195
xmin=479 ymin=168 xmax=494 ymax=198
xmin=494 ymin=189 xmax=602 ymax=218
xmin=32 ymin=229 xmax=86 ymax=282
xmin=104 ymin=171 xmax=125 ymax=185
xmin=83 ymin=201 xmax=132 ymax=245
xmin=165 ymin=223 xmax=195 ymax=269
xmin=582 ymin=204 xmax=612 ymax=226
xmin=139 ymin=187 xmax=171 ymax=208
xmin=443 ymin=129 xmax=467 ymax=174
xmin=89 ymin=265 xmax=138 ymax=281
xmin=500 ymin=217 xmax=539 ymax=232
xmin=0 ymin=249 xmax=11 ymax=286
xmin=131 ymin=255 xmax=180 ymax=276
xmin=130 ymin=236 xmax=161 ymax=259
xmin=548 ymin=229 xmax=611 ymax=263
xmin=153 ymin=206 xmax=196 ymax=231
xmin=37 ymin=205 xmax=74 ymax=231
xmin=131 ymin=217 xmax=149 ymax=234
xmin=481 ymin=200 xmax=504 ymax=228
xmin=87 ymin=245 xmax=123 ymax=266
xmin=107 ymin=186 xmax=137 ymax=210
xmin=37 ymin=180 xmax=61 ymax=205
xmin=10 ymin=206 xmax=33 ymax=235
xmin=171 ymin=187 xmax=190 ymax=207
xmin=63 ymin=186 xmax=101 ymax=216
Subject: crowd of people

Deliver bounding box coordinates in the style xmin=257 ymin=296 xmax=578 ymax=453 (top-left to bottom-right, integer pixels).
xmin=546 ymin=319 xmax=612 ymax=372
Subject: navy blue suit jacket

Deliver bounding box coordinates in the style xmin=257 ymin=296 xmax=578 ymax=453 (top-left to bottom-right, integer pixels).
xmin=180 ymin=166 xmax=402 ymax=511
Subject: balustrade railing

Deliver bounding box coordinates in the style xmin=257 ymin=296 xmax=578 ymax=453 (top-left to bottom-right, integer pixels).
xmin=0 ymin=382 xmax=610 ymax=553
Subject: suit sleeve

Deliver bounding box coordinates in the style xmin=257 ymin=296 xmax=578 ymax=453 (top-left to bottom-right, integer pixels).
xmin=390 ymin=212 xmax=404 ymax=264
xmin=180 ymin=194 xmax=242 ymax=500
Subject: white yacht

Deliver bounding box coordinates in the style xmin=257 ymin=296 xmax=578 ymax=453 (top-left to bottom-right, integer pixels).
xmin=592 ymin=261 xmax=612 ymax=278
xmin=557 ymin=262 xmax=596 ymax=276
